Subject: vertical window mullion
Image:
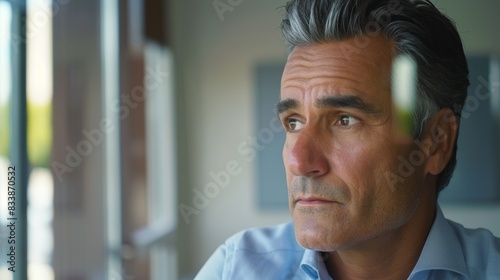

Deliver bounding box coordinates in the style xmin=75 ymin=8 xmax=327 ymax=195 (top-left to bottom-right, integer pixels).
xmin=9 ymin=0 xmax=28 ymax=279
xmin=101 ymin=0 xmax=123 ymax=278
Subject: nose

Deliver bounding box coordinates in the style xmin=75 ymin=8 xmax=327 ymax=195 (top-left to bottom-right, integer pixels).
xmin=285 ymin=130 xmax=329 ymax=178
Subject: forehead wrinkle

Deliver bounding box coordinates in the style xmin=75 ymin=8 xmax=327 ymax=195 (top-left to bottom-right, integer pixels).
xmin=283 ymin=74 xmax=365 ymax=86
xmin=289 ymin=43 xmax=368 ymax=63
xmin=286 ymin=54 xmax=353 ymax=72
xmin=291 ymin=43 xmax=351 ymax=59
xmin=281 ymin=74 xmax=373 ymax=97
xmin=283 ymin=57 xmax=382 ymax=90
xmin=288 ymin=40 xmax=395 ymax=75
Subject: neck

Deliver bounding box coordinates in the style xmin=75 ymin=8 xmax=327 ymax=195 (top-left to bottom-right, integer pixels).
xmin=325 ymin=199 xmax=436 ymax=280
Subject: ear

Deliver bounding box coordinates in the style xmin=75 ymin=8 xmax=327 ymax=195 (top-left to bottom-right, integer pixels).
xmin=423 ymin=108 xmax=459 ymax=176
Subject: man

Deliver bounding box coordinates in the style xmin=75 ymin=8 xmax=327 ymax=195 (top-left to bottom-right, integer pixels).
xmin=195 ymin=0 xmax=500 ymax=279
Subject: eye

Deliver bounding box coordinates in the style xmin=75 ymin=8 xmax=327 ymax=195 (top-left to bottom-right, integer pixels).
xmin=335 ymin=115 xmax=360 ymax=128
xmin=284 ymin=118 xmax=304 ymax=132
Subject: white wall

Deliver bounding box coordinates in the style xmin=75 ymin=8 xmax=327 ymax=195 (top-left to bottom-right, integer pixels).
xmin=171 ymin=0 xmax=500 ymax=277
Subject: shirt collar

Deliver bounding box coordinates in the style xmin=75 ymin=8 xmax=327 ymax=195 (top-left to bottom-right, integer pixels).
xmin=300 ymin=249 xmax=332 ymax=279
xmin=410 ymin=205 xmax=469 ymax=278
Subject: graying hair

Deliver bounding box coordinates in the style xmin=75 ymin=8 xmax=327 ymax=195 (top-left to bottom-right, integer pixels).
xmin=281 ymin=0 xmax=469 ymax=192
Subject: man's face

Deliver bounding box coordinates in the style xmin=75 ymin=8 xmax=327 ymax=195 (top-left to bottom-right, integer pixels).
xmin=279 ymin=36 xmax=427 ymax=251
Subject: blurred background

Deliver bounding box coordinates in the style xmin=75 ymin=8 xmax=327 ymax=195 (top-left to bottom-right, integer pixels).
xmin=0 ymin=0 xmax=499 ymax=279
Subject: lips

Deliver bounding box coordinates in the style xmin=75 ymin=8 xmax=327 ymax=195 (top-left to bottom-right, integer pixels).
xmin=296 ymin=197 xmax=337 ymax=205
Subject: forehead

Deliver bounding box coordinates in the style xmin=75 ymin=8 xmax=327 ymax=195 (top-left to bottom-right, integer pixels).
xmin=281 ymin=36 xmax=395 ymax=101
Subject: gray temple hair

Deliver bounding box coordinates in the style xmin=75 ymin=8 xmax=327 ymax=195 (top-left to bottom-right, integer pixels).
xmin=281 ymin=0 xmax=469 ymax=193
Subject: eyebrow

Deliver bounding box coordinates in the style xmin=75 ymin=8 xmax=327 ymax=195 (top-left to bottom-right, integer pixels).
xmin=275 ymin=98 xmax=298 ymax=115
xmin=276 ymin=95 xmax=379 ymax=115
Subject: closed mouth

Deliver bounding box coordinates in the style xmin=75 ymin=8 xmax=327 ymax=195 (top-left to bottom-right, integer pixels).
xmin=295 ymin=197 xmax=338 ymax=205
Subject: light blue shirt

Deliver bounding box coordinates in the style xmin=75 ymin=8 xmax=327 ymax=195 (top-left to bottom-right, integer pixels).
xmin=195 ymin=206 xmax=500 ymax=279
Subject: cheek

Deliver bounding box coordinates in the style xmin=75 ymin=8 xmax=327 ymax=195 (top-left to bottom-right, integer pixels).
xmin=341 ymin=140 xmax=420 ymax=225
xmin=331 ymin=137 xmax=404 ymax=209
xmin=331 ymin=139 xmax=391 ymax=186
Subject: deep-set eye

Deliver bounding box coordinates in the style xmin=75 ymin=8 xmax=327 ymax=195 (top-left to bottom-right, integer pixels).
xmin=336 ymin=115 xmax=360 ymax=128
xmin=285 ymin=118 xmax=304 ymax=132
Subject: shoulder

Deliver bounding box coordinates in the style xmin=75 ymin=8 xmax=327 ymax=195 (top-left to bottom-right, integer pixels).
xmin=447 ymin=219 xmax=500 ymax=278
xmin=447 ymin=218 xmax=500 ymax=256
xmin=194 ymin=222 xmax=306 ymax=280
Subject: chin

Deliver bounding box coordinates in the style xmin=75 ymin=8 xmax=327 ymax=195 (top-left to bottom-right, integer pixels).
xmin=293 ymin=215 xmax=353 ymax=252
xmin=296 ymin=226 xmax=371 ymax=252
xmin=297 ymin=238 xmax=336 ymax=252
